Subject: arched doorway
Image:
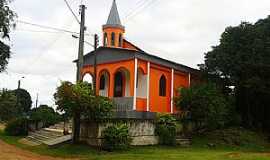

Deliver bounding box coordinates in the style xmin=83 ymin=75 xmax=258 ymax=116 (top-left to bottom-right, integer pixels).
xmin=99 ymin=71 xmax=109 ymax=97
xmin=82 ymin=73 xmax=93 ymax=89
xmin=114 ymin=68 xmax=130 ymax=97
xmin=114 ymin=71 xmax=123 ymax=97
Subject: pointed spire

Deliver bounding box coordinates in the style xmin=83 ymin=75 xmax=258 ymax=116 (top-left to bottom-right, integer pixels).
xmin=103 ymin=0 xmax=124 ymax=30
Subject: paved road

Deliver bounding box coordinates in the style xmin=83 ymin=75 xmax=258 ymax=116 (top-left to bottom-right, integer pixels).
xmin=0 ymin=140 xmax=77 ymax=160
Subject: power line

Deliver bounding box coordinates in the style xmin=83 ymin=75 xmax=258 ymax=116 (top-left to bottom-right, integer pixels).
xmin=63 ymin=0 xmax=80 ymax=24
xmin=18 ymin=20 xmax=80 ymax=35
xmin=18 ymin=20 xmax=93 ymax=37
xmin=124 ymin=0 xmax=159 ymax=23
xmin=15 ymin=29 xmax=66 ymax=34
xmin=123 ymin=0 xmax=151 ymax=20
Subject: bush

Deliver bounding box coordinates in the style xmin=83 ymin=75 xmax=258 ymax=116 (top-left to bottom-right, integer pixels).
xmin=30 ymin=105 xmax=61 ymax=128
xmin=102 ymin=123 xmax=131 ymax=151
xmin=5 ymin=118 xmax=28 ymax=136
xmin=155 ymin=114 xmax=177 ymax=146
xmin=175 ymin=83 xmax=229 ymax=131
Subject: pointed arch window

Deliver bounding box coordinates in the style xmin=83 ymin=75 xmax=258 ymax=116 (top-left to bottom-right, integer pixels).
xmin=118 ymin=33 xmax=122 ymax=47
xmin=159 ymin=75 xmax=166 ymax=97
xmin=103 ymin=32 xmax=108 ymax=46
xmin=111 ymin=32 xmax=115 ymax=46
xmin=99 ymin=75 xmax=106 ymax=90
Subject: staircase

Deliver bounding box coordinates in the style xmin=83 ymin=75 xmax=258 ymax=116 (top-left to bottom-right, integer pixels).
xmin=175 ymin=137 xmax=192 ymax=147
xmin=21 ymin=122 xmax=72 ymax=147
xmin=22 ymin=128 xmax=64 ymax=146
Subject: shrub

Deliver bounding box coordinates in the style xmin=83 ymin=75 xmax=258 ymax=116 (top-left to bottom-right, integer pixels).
xmin=5 ymin=118 xmax=28 ymax=136
xmin=175 ymin=83 xmax=229 ymax=131
xmin=102 ymin=123 xmax=131 ymax=151
xmin=155 ymin=114 xmax=177 ymax=146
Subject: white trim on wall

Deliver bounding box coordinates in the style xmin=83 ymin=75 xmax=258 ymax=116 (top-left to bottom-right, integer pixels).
xmin=147 ymin=62 xmax=150 ymax=112
xmin=133 ymin=58 xmax=138 ymax=110
xmin=171 ymin=68 xmax=174 ymax=113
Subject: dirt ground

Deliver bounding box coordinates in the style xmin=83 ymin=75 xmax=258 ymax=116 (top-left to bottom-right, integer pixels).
xmin=0 ymin=140 xmax=78 ymax=160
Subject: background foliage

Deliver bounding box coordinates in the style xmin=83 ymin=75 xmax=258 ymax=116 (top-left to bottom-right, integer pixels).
xmin=0 ymin=89 xmax=32 ymax=122
xmin=0 ymin=0 xmax=17 ymax=72
xmin=202 ymin=16 xmax=270 ymax=131
xmin=30 ymin=105 xmax=61 ymax=127
xmin=4 ymin=117 xmax=28 ymax=136
xmin=175 ymin=84 xmax=229 ymax=131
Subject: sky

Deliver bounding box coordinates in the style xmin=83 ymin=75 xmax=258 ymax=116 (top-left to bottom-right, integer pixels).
xmin=0 ymin=0 xmax=269 ymax=108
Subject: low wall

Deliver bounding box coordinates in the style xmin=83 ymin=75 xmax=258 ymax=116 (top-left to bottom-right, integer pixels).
xmin=80 ymin=119 xmax=158 ymax=146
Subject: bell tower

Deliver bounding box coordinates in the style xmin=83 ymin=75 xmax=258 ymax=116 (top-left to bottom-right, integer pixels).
xmin=102 ymin=0 xmax=125 ymax=48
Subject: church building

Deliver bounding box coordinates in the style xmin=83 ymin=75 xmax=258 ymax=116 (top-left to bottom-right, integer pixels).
xmin=81 ymin=0 xmax=199 ymax=114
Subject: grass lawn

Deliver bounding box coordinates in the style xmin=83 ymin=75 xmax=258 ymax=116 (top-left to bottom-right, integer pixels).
xmin=0 ymin=128 xmax=270 ymax=160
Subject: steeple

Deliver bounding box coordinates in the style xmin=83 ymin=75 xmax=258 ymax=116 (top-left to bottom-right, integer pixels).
xmin=102 ymin=0 xmax=125 ymax=48
xmin=106 ymin=0 xmax=122 ymax=27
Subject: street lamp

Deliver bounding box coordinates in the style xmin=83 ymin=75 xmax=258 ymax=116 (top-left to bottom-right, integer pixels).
xmin=18 ymin=76 xmax=25 ymax=89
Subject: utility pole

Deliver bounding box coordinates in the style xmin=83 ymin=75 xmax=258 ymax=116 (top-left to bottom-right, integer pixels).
xmin=76 ymin=5 xmax=86 ymax=82
xmin=73 ymin=4 xmax=86 ymax=144
xmin=93 ymin=34 xmax=99 ymax=96
xmin=35 ymin=93 xmax=39 ymax=109
xmin=17 ymin=80 xmax=21 ymax=89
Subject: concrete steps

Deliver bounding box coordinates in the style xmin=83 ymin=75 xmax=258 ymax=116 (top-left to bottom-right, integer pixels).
xmin=23 ymin=124 xmax=72 ymax=147
xmin=176 ymin=137 xmax=192 ymax=146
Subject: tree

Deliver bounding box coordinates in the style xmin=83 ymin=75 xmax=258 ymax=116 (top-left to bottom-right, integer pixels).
xmin=54 ymin=81 xmax=114 ymax=143
xmin=0 ymin=0 xmax=17 ymax=72
xmin=0 ymin=89 xmax=17 ymax=121
xmin=175 ymin=84 xmax=229 ymax=131
xmin=13 ymin=89 xmax=32 ymax=113
xmin=30 ymin=105 xmax=61 ymax=128
xmin=202 ymin=16 xmax=270 ymax=131
xmin=0 ymin=88 xmax=32 ymax=122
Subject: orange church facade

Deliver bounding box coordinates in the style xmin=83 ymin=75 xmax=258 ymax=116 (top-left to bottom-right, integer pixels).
xmin=80 ymin=0 xmax=199 ymax=114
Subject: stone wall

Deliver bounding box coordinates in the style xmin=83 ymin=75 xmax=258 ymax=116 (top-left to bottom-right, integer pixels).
xmin=80 ymin=119 xmax=158 ymax=146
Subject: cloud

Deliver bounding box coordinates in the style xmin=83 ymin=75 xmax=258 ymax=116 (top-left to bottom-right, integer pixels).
xmin=1 ymin=0 xmax=270 ymax=107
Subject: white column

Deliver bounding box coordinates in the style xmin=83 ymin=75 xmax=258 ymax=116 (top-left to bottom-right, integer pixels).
xmin=188 ymin=73 xmax=191 ymax=87
xmin=171 ymin=68 xmax=174 ymax=113
xmin=133 ymin=58 xmax=138 ymax=110
xmin=146 ymin=62 xmax=150 ymax=112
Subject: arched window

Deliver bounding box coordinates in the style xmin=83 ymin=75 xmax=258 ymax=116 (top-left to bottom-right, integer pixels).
xmin=114 ymin=72 xmax=123 ymax=97
xmin=103 ymin=33 xmax=108 ymax=46
xmin=99 ymin=75 xmax=106 ymax=90
xmin=118 ymin=33 xmax=122 ymax=47
xmin=111 ymin=32 xmax=115 ymax=46
xmin=159 ymin=75 xmax=166 ymax=97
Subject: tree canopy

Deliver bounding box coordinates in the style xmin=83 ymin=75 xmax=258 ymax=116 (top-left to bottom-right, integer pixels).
xmin=175 ymin=84 xmax=229 ymax=131
xmin=0 ymin=0 xmax=17 ymax=72
xmin=202 ymin=16 xmax=270 ymax=131
xmin=0 ymin=89 xmax=17 ymax=121
xmin=14 ymin=88 xmax=32 ymax=113
xmin=30 ymin=105 xmax=61 ymax=127
xmin=0 ymin=88 xmax=32 ymax=122
xmin=54 ymin=81 xmax=114 ymax=143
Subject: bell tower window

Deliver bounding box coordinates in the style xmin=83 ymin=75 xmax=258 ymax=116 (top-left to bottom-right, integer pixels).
xmin=103 ymin=32 xmax=108 ymax=46
xmin=119 ymin=33 xmax=122 ymax=47
xmin=111 ymin=32 xmax=115 ymax=46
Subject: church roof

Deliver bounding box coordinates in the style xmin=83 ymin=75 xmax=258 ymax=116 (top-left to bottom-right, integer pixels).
xmin=78 ymin=47 xmax=199 ymax=74
xmin=103 ymin=0 xmax=124 ymax=29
